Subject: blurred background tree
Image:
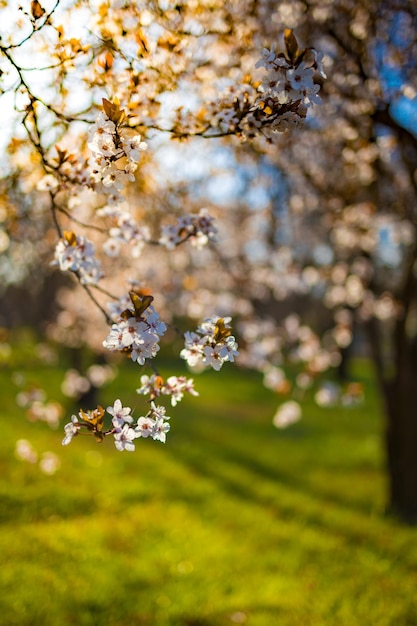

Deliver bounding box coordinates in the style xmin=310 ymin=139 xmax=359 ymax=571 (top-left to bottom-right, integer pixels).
xmin=238 ymin=0 xmax=417 ymax=522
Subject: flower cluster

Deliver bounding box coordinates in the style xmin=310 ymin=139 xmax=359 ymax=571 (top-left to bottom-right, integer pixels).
xmin=210 ymin=30 xmax=325 ymax=138
xmin=137 ymin=374 xmax=199 ymax=406
xmin=61 ymin=364 xmax=116 ymax=399
xmin=103 ymin=292 xmax=166 ymax=364
xmin=33 ymin=29 xmax=326 ymax=456
xmin=256 ymin=44 xmax=325 ymax=107
xmin=52 ymin=230 xmax=104 ymax=284
xmin=88 ymin=100 xmax=147 ymax=203
xmin=251 ymin=36 xmax=324 ymax=134
xmin=159 ymin=209 xmax=218 ymax=250
xmin=62 ymin=399 xmax=171 ymax=450
xmin=16 ymin=384 xmax=63 ymax=428
xmin=16 ymin=439 xmax=61 ymax=474
xmin=181 ymin=316 xmax=239 ymax=371
xmin=98 ymin=205 xmax=151 ymax=258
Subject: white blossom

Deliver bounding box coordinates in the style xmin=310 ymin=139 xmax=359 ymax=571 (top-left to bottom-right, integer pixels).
xmin=181 ymin=316 xmax=239 ymax=371
xmin=39 ymin=452 xmax=61 ymax=475
xmin=103 ymin=304 xmax=166 ymax=364
xmin=15 ymin=439 xmax=38 ymax=463
xmin=136 ymin=374 xmax=198 ymax=406
xmin=37 ymin=174 xmax=59 ymax=192
xmin=62 ymin=415 xmax=80 ymax=445
xmin=273 ymin=401 xmax=302 ymax=429
xmin=113 ymin=423 xmax=137 ymax=451
xmin=121 ymin=134 xmax=148 ymax=162
xmin=107 ymin=399 xmax=133 ymax=429
xmin=53 ymin=234 xmax=104 ymax=285
xmin=159 ymin=209 xmax=217 ymax=250
xmin=152 ymin=417 xmax=170 ymax=443
xmin=202 ymin=344 xmax=225 ymax=371
xmin=135 ymin=416 xmax=155 ymax=438
xmin=87 ymin=111 xmax=148 ymax=200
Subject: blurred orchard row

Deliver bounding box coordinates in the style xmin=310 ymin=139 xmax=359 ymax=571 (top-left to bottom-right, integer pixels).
xmin=0 ymin=0 xmax=417 ymax=521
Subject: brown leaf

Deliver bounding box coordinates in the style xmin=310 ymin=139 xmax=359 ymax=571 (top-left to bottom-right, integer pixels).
xmin=102 ymin=98 xmax=125 ymax=124
xmin=63 ymin=230 xmax=77 ymax=247
xmin=31 ymin=0 xmax=45 ymax=20
xmin=129 ymin=292 xmax=154 ymax=317
xmin=284 ymin=28 xmax=299 ymax=63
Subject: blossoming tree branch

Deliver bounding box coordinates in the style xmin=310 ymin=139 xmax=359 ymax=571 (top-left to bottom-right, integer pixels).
xmin=0 ymin=0 xmax=324 ymax=452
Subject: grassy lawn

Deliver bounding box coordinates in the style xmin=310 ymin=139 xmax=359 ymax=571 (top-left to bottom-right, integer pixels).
xmin=0 ymin=351 xmax=416 ymax=626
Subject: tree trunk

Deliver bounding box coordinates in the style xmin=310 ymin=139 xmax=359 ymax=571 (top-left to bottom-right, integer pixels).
xmin=366 ymin=318 xmax=417 ymax=523
xmin=384 ymin=378 xmax=417 ymax=523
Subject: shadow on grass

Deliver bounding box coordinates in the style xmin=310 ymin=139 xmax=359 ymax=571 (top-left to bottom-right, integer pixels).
xmin=168 ymin=419 xmax=379 ymax=515
xmin=170 ymin=604 xmax=284 ymax=626
xmin=162 ymin=432 xmax=417 ymax=569
xmin=0 ymin=487 xmax=100 ymax=524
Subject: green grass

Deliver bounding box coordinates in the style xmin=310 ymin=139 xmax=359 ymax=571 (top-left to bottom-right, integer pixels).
xmin=0 ymin=355 xmax=416 ymax=626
